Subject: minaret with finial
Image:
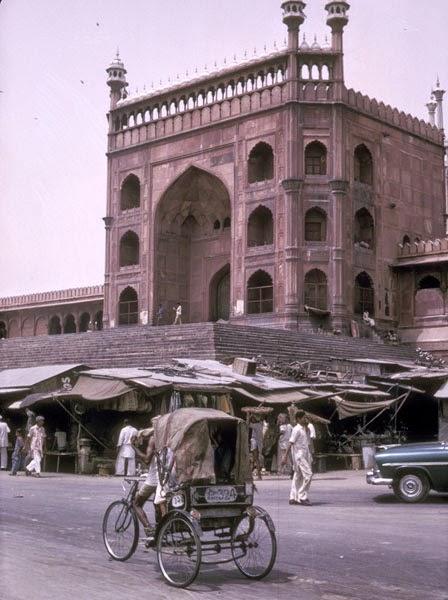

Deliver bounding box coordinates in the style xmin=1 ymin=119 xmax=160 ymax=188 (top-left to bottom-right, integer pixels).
xmin=106 ymin=50 xmax=129 ymax=110
xmin=281 ymin=2 xmax=306 ymax=52
xmin=325 ymin=2 xmax=349 ymax=100
xmin=426 ymin=95 xmax=437 ymax=127
xmin=432 ymin=77 xmax=445 ymax=130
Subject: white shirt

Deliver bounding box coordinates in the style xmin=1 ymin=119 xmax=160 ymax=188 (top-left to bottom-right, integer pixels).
xmin=249 ymin=421 xmax=264 ymax=452
xmin=117 ymin=425 xmax=137 ymax=458
xmin=278 ymin=423 xmax=293 ymax=450
xmin=175 ymin=305 xmax=182 ymax=316
xmin=0 ymin=421 xmax=10 ymax=447
xmin=289 ymin=423 xmax=311 ymax=463
xmin=307 ymin=423 xmax=316 ymax=440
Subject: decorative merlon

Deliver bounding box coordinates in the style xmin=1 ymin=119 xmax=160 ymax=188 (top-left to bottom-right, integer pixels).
xmin=0 ymin=286 xmax=104 ymax=310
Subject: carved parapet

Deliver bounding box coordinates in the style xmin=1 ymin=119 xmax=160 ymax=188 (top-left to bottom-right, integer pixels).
xmin=344 ymin=87 xmax=444 ymax=145
xmin=329 ymin=179 xmax=349 ymax=193
xmin=0 ymin=285 xmax=105 ymax=310
xmin=281 ymin=178 xmax=304 ymax=193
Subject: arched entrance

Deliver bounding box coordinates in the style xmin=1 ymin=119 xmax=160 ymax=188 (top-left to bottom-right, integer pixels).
xmin=154 ymin=166 xmax=231 ymax=323
xmin=210 ymin=265 xmax=230 ymax=321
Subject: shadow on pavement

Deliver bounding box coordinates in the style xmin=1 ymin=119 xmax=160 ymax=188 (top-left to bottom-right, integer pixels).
xmin=373 ymin=493 xmax=448 ymax=504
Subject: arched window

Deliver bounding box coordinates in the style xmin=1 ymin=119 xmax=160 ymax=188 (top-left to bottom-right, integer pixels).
xmin=248 ymin=142 xmax=274 ymax=184
xmin=79 ymin=312 xmax=91 ymax=333
xmin=247 ymin=206 xmax=273 ymax=247
xmin=305 ymin=208 xmax=327 ymax=242
xmin=0 ymin=321 xmax=7 ymax=339
xmin=120 ymin=174 xmax=140 ymax=210
xmin=48 ymin=315 xmax=61 ymax=335
xmin=63 ymin=314 xmax=76 ymax=334
xmin=402 ymin=234 xmax=411 ymax=245
xmin=354 ymin=144 xmax=373 ymax=185
xmin=223 ymin=216 xmax=231 ymax=229
xmin=305 ymin=141 xmax=327 ymax=175
xmin=118 ymin=287 xmax=138 ymax=325
xmin=247 ymin=270 xmax=273 ymax=314
xmin=213 ymin=219 xmax=221 ymax=231
xmin=119 ymin=231 xmax=140 ymax=267
xmin=418 ymin=275 xmax=441 ymax=290
xmin=354 ymin=272 xmax=374 ymax=316
xmin=354 ymin=208 xmax=374 ymax=249
xmin=304 ymin=269 xmax=328 ymax=311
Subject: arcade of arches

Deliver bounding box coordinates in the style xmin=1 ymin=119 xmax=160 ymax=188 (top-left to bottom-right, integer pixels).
xmin=154 ymin=167 xmax=231 ymax=323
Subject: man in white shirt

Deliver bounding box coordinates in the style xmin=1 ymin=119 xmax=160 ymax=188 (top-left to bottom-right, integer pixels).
xmin=115 ymin=419 xmax=138 ymax=476
xmin=282 ymin=410 xmax=313 ymax=506
xmin=0 ymin=415 xmax=11 ymax=470
xmin=26 ymin=416 xmax=46 ymax=477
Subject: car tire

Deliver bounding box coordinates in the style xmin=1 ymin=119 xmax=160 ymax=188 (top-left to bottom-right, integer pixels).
xmin=392 ymin=471 xmax=430 ymax=503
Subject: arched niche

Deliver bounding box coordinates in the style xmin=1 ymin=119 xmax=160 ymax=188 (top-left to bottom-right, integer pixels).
xmin=248 ymin=142 xmax=274 ymax=184
xmin=247 ymin=270 xmax=273 ymax=314
xmin=247 ymin=206 xmax=273 ymax=247
xmin=120 ymin=174 xmax=140 ymax=210
xmin=118 ymin=287 xmax=138 ymax=325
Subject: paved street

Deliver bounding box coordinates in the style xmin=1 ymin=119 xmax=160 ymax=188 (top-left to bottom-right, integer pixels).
xmin=1 ymin=470 xmax=447 ymax=600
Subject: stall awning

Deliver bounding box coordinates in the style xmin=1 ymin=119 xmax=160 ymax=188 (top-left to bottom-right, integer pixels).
xmin=334 ymin=397 xmax=399 ymax=419
xmin=0 ymin=364 xmax=86 ymax=390
xmin=70 ymin=375 xmax=132 ymax=401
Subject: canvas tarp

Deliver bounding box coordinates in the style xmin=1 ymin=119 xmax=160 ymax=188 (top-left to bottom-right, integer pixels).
xmin=334 ymin=397 xmax=400 ymax=419
xmin=70 ymin=375 xmax=132 ymax=401
xmin=154 ymin=408 xmax=251 ymax=484
xmin=0 ymin=364 xmax=85 ymax=390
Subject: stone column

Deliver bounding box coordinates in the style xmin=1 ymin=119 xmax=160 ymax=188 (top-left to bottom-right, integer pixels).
xmin=329 ymin=179 xmax=349 ymax=329
xmin=281 ymin=178 xmax=303 ymax=323
xmin=102 ymin=216 xmax=114 ymax=329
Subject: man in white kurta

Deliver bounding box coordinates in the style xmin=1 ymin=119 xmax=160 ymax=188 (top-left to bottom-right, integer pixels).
xmin=282 ymin=410 xmax=313 ymax=506
xmin=26 ymin=416 xmax=46 ymax=476
xmin=0 ymin=415 xmax=11 ymax=469
xmin=115 ymin=420 xmax=138 ymax=476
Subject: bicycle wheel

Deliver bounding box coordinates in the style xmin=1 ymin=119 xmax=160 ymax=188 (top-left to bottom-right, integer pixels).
xmin=156 ymin=514 xmax=201 ymax=588
xmin=231 ymin=510 xmax=277 ymax=579
xmin=102 ymin=500 xmax=139 ymax=561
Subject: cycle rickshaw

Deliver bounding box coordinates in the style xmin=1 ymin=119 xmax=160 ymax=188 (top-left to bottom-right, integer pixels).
xmin=102 ymin=407 xmax=277 ymax=588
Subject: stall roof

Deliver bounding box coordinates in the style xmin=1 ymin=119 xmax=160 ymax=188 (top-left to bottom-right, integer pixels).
xmin=70 ymin=375 xmax=132 ymax=401
xmin=0 ymin=364 xmax=86 ymax=390
xmin=434 ymin=380 xmax=448 ymax=398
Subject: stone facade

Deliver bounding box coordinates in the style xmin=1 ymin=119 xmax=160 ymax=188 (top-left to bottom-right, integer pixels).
xmin=0 ymin=2 xmax=446 ymax=341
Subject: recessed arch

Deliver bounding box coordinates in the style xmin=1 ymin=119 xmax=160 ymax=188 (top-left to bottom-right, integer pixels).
xmin=94 ymin=310 xmax=103 ymax=331
xmin=305 ymin=141 xmax=327 ymax=175
xmin=247 ymin=205 xmax=273 ymax=247
xmin=120 ymin=174 xmax=140 ymax=210
xmin=63 ymin=314 xmax=76 ymax=334
xmin=119 ymin=230 xmax=140 ymax=267
xmin=209 ymin=263 xmax=231 ymax=321
xmin=417 ymin=275 xmax=441 ymax=290
xmin=354 ymin=207 xmax=375 ymax=249
xmin=48 ymin=315 xmax=61 ymax=335
xmin=354 ymin=271 xmax=374 ymax=316
xmin=21 ymin=317 xmax=34 ymax=337
xmin=79 ymin=312 xmax=91 ymax=332
xmin=354 ymin=144 xmax=373 ymax=185
xmin=304 ymin=269 xmax=328 ymax=311
xmin=305 ymin=207 xmax=327 ymax=242
xmin=118 ymin=287 xmax=138 ymax=325
xmin=154 ymin=166 xmax=231 ymax=323
xmin=402 ymin=234 xmax=411 ymax=245
xmin=248 ymin=142 xmax=274 ymax=183
xmin=247 ymin=270 xmax=273 ymax=314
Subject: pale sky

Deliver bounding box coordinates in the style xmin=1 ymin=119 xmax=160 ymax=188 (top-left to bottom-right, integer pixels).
xmin=1 ymin=0 xmax=447 ymax=297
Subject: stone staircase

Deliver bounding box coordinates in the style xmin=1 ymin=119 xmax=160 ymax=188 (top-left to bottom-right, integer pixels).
xmin=0 ymin=323 xmax=416 ymax=372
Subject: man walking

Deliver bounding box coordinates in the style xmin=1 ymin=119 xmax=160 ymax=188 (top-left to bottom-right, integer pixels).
xmin=173 ymin=302 xmax=182 ymax=325
xmin=282 ymin=410 xmax=313 ymax=506
xmin=115 ymin=419 xmax=138 ymax=476
xmin=26 ymin=416 xmax=46 ymax=477
xmin=0 ymin=415 xmax=11 ymax=470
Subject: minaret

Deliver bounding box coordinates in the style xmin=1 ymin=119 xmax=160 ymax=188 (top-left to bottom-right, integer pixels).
xmin=281 ymin=1 xmax=306 ymax=52
xmin=426 ymin=96 xmax=437 ymax=126
xmin=106 ymin=51 xmax=128 ymax=110
xmin=325 ymin=2 xmax=349 ymax=99
xmin=432 ymin=77 xmax=445 ymax=130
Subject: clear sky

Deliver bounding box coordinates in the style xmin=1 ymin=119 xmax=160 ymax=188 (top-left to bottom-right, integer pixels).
xmin=1 ymin=0 xmax=447 ymax=297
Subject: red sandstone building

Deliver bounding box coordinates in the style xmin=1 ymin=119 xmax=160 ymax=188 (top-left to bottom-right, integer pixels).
xmin=1 ymin=2 xmax=447 ymax=352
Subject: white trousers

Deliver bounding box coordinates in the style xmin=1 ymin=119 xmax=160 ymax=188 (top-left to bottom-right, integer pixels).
xmin=289 ymin=456 xmax=313 ymax=502
xmin=115 ymin=456 xmax=136 ymax=476
xmin=0 ymin=447 xmax=7 ymax=469
xmin=26 ymin=450 xmax=42 ymax=474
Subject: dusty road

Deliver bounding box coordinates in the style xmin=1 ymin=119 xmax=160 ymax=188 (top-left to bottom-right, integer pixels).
xmin=1 ymin=470 xmax=447 ymax=600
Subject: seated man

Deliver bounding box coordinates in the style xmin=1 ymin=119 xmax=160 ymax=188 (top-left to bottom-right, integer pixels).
xmin=132 ymin=430 xmax=159 ymax=536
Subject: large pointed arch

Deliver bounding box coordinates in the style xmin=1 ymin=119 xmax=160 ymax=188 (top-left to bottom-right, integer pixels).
xmin=154 ymin=166 xmax=231 ymax=323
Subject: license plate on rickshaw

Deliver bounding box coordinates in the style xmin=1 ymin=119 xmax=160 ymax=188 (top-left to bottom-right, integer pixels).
xmin=204 ymin=486 xmax=238 ymax=503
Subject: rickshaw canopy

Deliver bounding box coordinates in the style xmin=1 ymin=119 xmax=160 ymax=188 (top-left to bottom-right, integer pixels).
xmin=153 ymin=408 xmax=252 ymax=485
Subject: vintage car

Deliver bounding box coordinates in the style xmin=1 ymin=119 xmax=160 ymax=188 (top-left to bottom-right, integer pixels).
xmin=366 ymin=441 xmax=448 ymax=502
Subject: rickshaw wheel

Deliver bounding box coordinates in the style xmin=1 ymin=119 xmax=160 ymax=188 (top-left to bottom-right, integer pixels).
xmin=231 ymin=509 xmax=277 ymax=579
xmin=156 ymin=513 xmax=202 ymax=588
xmin=102 ymin=500 xmax=139 ymax=561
